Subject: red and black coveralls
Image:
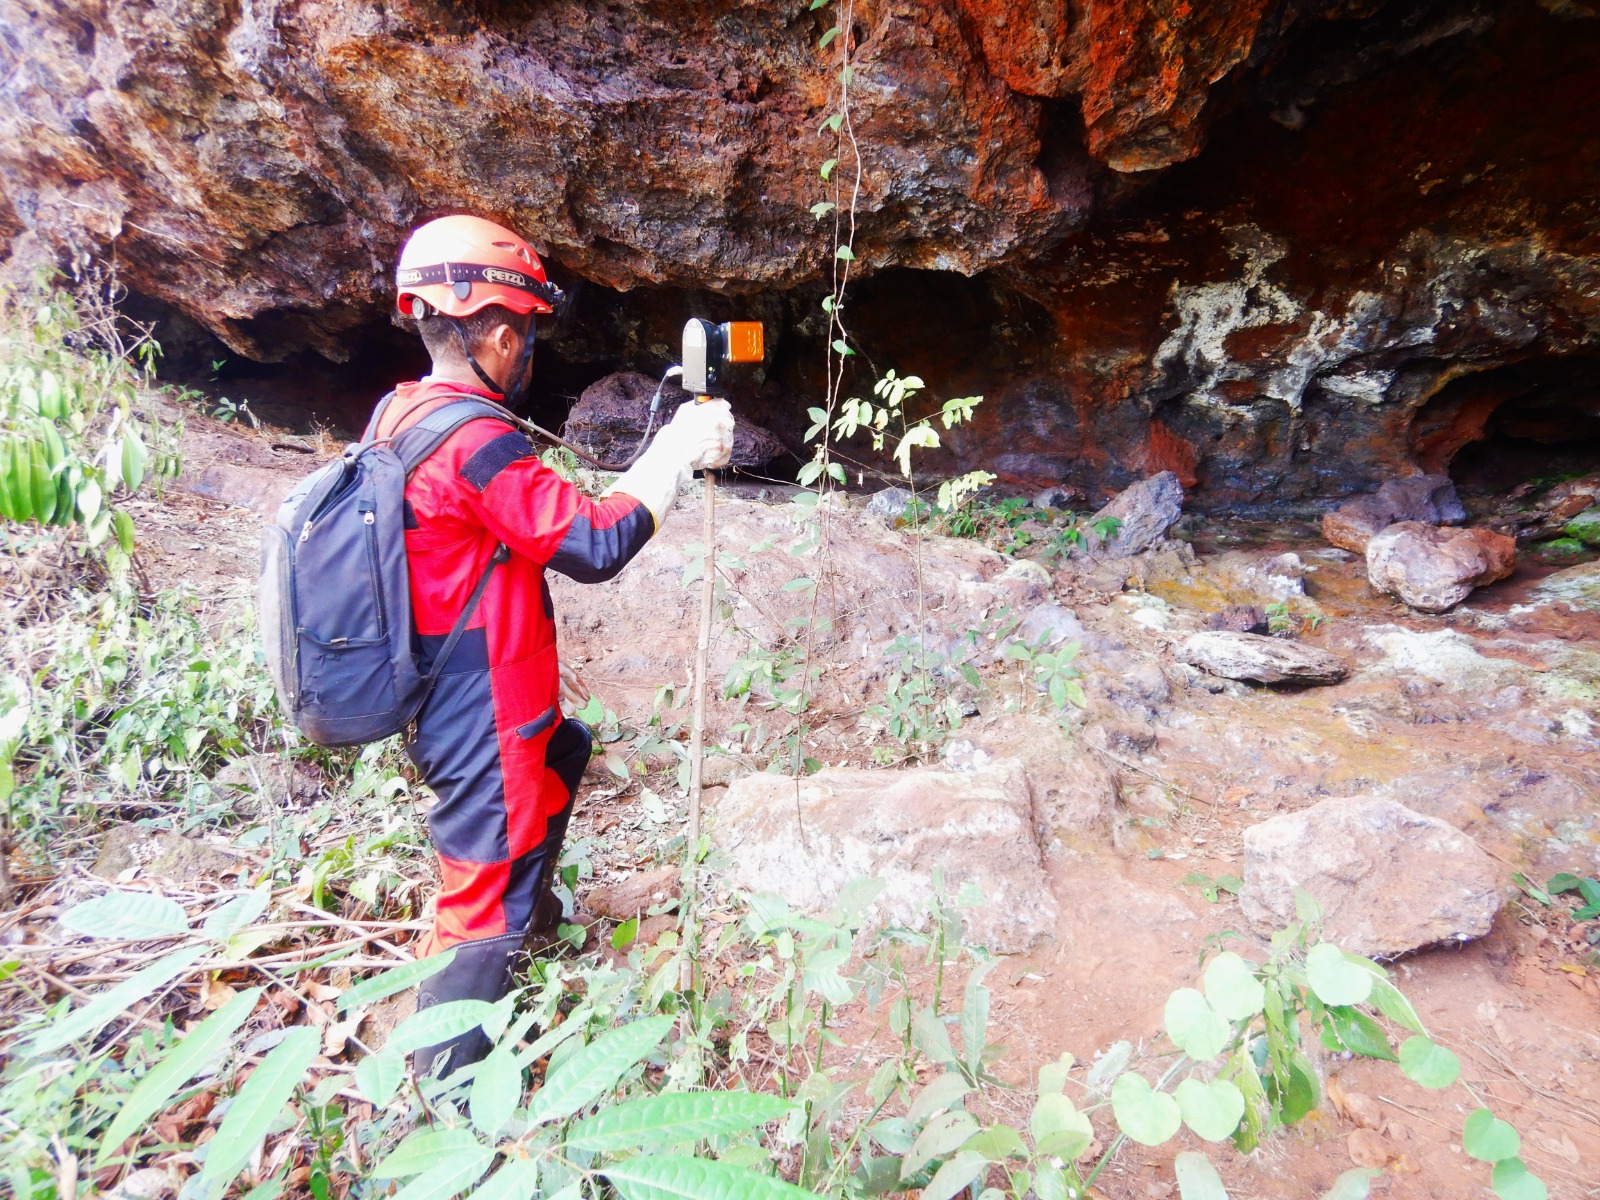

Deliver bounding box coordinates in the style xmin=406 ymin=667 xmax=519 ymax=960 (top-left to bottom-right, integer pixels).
xmin=372 ymin=378 xmax=655 ymax=974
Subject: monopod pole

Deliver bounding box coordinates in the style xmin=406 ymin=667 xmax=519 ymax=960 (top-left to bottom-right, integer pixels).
xmin=681 ymin=454 xmax=716 ymax=1001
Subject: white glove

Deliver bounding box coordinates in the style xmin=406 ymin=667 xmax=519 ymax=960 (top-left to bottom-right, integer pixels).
xmin=603 ymin=400 xmax=734 ymax=527
xmin=659 ymin=399 xmax=735 ymax=471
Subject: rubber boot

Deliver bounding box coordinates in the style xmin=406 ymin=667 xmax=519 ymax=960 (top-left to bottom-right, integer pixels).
xmin=411 ymin=931 xmax=522 ymax=1078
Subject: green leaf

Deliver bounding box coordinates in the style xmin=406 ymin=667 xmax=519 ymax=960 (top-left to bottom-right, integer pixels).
xmin=467 ymin=1157 xmax=540 ymax=1200
xmin=1276 ymin=1051 xmax=1320 ymax=1125
xmin=25 ymin=944 xmax=206 ymax=1056
xmin=202 ymin=889 xmax=270 ymax=941
xmin=781 ymin=577 xmax=816 ymax=592
xmin=196 ymin=1026 xmax=320 ymax=1199
xmin=923 ymin=1151 xmax=986 ymax=1200
xmin=1202 ymin=952 xmax=1265 ymax=1021
xmin=1490 ymin=1158 xmax=1548 ymax=1200
xmin=612 ymin=917 xmax=640 ymax=949
xmin=1463 ymin=1108 xmax=1521 ymax=1163
xmin=912 ymin=1008 xmax=958 ymax=1066
xmin=962 ymin=1123 xmax=1026 ymax=1162
xmin=1173 ymin=1151 xmax=1230 ymax=1200
xmin=371 ymin=1128 xmax=486 ymax=1179
xmin=902 ymin=1111 xmax=980 ymax=1179
xmin=603 ymin=1154 xmax=818 ymax=1200
xmin=337 ymin=953 xmax=457 ymax=1011
xmin=907 ymin=1072 xmax=970 ymax=1124
xmin=566 ymin=1091 xmax=793 ymax=1152
xmin=1366 ymin=978 xmax=1425 ymax=1035
xmin=470 ymin=1049 xmax=522 ymax=1140
xmin=1305 ymin=943 xmax=1373 ymax=1006
xmin=384 ymin=997 xmax=491 ymax=1056
xmin=1111 ymin=1073 xmax=1181 ymax=1147
xmin=1319 ymin=1168 xmax=1381 ymax=1200
xmin=1174 ymin=1078 xmax=1246 ymax=1143
xmin=819 ymin=25 xmax=840 ymax=48
xmin=1511 ymin=873 xmax=1551 ymax=906
xmin=526 ymin=1014 xmax=673 ymax=1124
xmin=354 ymin=1049 xmax=406 ymax=1106
xmin=809 ymin=201 xmax=836 ymax=220
xmin=1164 ymin=988 xmax=1231 ymax=1061
xmin=1029 ymin=1093 xmax=1091 ymax=1160
xmin=60 ymin=891 xmax=190 ymax=940
xmin=1397 ymin=1035 xmax=1459 ymax=1088
xmin=387 ymin=1152 xmax=495 ymax=1200
xmin=113 ymin=507 xmax=136 ymax=552
xmin=97 ymin=986 xmax=264 ymax=1164
xmin=820 ymin=158 xmax=838 ymax=181
xmin=77 ymin=475 xmax=102 ymax=523
xmin=1322 ymin=1006 xmax=1396 ymax=1061
xmin=122 ymin=428 xmax=149 ymax=491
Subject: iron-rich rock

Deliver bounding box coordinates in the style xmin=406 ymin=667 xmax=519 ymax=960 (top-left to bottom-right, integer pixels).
xmin=712 ymin=761 xmax=1058 ymax=953
xmin=1240 ymin=797 xmax=1503 ymax=957
xmin=565 ymin=372 xmax=784 ymax=468
xmin=1177 ymin=631 xmax=1348 ymax=685
xmin=1207 ymin=603 xmax=1268 ymax=634
xmin=1322 ymin=474 xmax=1465 ymax=553
xmin=1083 ymin=472 xmax=1183 ymax=558
xmin=1366 ymin=522 xmax=1517 ymax=613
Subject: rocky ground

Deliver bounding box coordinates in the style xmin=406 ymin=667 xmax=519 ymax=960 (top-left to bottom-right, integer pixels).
xmin=158 ymin=400 xmax=1600 ymax=1198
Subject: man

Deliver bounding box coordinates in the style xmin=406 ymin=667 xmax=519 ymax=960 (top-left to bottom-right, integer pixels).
xmin=377 ymin=214 xmax=732 ymax=1073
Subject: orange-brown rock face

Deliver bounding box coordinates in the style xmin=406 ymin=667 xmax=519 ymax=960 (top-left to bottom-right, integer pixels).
xmin=2 ymin=1 xmax=1598 ymax=509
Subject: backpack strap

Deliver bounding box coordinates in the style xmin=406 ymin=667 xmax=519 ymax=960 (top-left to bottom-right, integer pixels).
xmin=388 ymin=396 xmax=521 ymax=691
xmin=391 ymin=398 xmax=518 ymax=475
xmin=362 ymin=390 xmax=398 ymax=443
xmin=421 ymin=542 xmax=510 ymax=694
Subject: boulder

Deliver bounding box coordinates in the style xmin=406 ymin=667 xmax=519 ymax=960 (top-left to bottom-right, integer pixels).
xmin=564 ymin=371 xmax=785 ymax=468
xmin=1240 ymin=797 xmax=1503 ymax=957
xmin=1366 ymin=522 xmax=1517 ymax=613
xmin=712 ymin=761 xmax=1057 ymax=953
xmin=1322 ymin=473 xmax=1465 ymax=553
xmin=1207 ymin=604 xmax=1268 ymax=634
xmin=944 ymin=713 xmax=1117 ymax=843
xmin=1564 ymin=506 xmax=1600 ymax=547
xmin=1177 ymin=631 xmax=1348 ymax=685
xmin=1032 ymin=485 xmax=1084 ymax=512
xmin=1084 ymin=472 xmax=1184 ymax=558
xmin=865 ymin=487 xmax=917 ymax=526
xmin=93 ymin=825 xmax=250 ymax=884
xmin=586 ymin=867 xmax=680 ymax=922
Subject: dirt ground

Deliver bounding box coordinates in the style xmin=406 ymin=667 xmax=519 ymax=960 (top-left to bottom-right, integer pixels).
xmin=147 ymin=402 xmax=1599 ymax=1199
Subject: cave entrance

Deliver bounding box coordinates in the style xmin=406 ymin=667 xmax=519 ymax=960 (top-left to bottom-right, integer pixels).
xmin=1409 ymin=357 xmax=1600 ymax=497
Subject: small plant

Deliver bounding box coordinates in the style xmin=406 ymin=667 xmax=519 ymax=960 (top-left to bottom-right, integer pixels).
xmin=1182 ymin=871 xmax=1244 ymax=903
xmin=1003 ymin=633 xmax=1087 ymax=712
xmin=0 ymin=274 xmax=180 ymax=558
xmin=1265 ymin=601 xmax=1325 ymax=636
xmin=210 ymin=395 xmax=257 ymax=427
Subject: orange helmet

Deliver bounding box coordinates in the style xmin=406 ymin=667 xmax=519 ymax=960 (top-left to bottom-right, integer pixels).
xmin=395 ymin=214 xmax=564 ymax=320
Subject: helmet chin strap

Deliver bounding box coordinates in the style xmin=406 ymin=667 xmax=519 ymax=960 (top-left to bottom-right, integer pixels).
xmin=449 ymin=317 xmax=504 ymax=396
xmin=448 ymin=315 xmax=539 ymax=404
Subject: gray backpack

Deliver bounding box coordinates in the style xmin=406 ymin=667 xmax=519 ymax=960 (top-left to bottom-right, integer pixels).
xmin=259 ymin=395 xmax=511 ymax=746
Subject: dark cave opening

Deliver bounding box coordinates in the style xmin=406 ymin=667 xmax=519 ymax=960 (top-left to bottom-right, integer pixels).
xmin=1410 ymin=357 xmax=1600 ymax=497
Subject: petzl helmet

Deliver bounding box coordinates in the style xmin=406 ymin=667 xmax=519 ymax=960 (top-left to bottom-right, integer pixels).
xmin=395 ymin=215 xmax=564 ymax=320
